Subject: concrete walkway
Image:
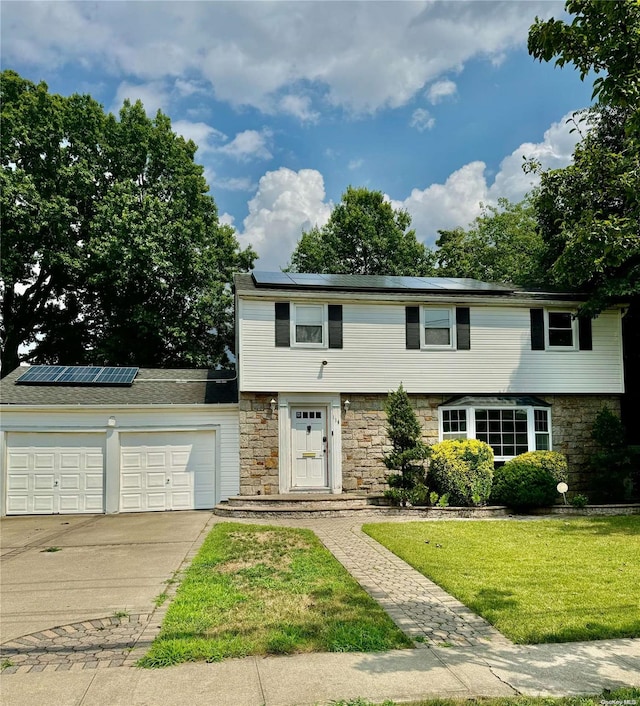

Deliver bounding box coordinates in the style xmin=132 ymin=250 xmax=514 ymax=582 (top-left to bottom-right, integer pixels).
xmin=2 ymin=513 xmax=639 ymax=704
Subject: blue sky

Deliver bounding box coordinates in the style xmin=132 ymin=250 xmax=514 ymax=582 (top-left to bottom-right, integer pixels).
xmin=2 ymin=1 xmax=594 ymax=271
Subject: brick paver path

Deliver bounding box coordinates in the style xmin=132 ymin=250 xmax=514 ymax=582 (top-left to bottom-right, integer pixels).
xmin=272 ymin=516 xmax=512 ymax=648
xmin=0 ymin=614 xmax=150 ymax=674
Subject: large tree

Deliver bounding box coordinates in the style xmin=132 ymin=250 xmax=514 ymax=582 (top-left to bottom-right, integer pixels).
xmin=0 ymin=70 xmax=255 ymax=374
xmin=434 ymin=197 xmax=547 ymax=287
xmin=287 ymin=186 xmax=435 ymax=276
xmin=527 ymin=0 xmax=640 ymax=313
xmin=528 ymin=0 xmax=640 ymax=440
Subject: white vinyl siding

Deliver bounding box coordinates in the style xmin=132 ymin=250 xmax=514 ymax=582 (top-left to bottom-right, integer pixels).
xmin=238 ymin=298 xmax=624 ymax=394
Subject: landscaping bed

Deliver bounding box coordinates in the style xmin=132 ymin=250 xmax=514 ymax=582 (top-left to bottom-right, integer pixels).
xmin=363 ymin=516 xmax=640 ymax=644
xmin=140 ymin=522 xmax=411 ymax=667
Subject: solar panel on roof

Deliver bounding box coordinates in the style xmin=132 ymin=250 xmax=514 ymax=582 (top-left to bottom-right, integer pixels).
xmin=16 ymin=366 xmax=138 ymax=387
xmin=251 ymin=271 xmax=515 ymax=293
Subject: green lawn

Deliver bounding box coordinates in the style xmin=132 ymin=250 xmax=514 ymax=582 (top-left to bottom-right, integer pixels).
xmin=363 ymin=517 xmax=640 ymax=644
xmin=140 ymin=522 xmax=411 ymax=666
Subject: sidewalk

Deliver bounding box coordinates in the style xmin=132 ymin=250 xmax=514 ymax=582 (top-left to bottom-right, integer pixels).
xmin=2 ymin=638 xmax=639 ymax=706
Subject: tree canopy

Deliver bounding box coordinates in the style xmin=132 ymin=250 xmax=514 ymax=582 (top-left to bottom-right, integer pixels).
xmin=527 ymin=0 xmax=640 ymax=314
xmin=287 ymin=186 xmax=435 ymax=276
xmin=0 ymin=70 xmax=255 ymax=374
xmin=434 ymin=198 xmax=547 ymax=287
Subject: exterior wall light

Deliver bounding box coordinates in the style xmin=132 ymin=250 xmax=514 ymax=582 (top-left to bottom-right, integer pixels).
xmin=270 ymin=398 xmax=277 ymax=414
xmin=343 ymin=399 xmax=350 ymax=412
xmin=107 ymin=416 xmax=117 ymax=427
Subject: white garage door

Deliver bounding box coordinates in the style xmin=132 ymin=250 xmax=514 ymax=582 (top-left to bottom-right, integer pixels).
xmin=120 ymin=431 xmax=216 ymax=512
xmin=6 ymin=432 xmax=105 ymax=515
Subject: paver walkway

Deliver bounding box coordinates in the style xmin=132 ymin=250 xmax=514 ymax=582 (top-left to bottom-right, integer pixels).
xmin=270 ymin=516 xmax=512 ymax=647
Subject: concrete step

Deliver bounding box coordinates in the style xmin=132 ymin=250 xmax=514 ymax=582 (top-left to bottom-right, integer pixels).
xmin=224 ymin=494 xmax=374 ymax=509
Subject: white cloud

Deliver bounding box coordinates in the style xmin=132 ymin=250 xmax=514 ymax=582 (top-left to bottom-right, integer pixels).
xmin=172 ymin=120 xmax=226 ymax=153
xmin=278 ymin=94 xmax=319 ymax=123
xmin=394 ymin=111 xmax=582 ymax=246
xmin=220 ymin=212 xmax=235 ymax=227
xmin=110 ymin=81 xmax=169 ymax=116
xmin=410 ymin=108 xmax=435 ymax=132
xmin=218 ymin=129 xmax=273 ymax=162
xmin=237 ymin=168 xmax=333 ymax=270
xmin=427 ymin=79 xmax=457 ymax=104
xmin=348 ymin=159 xmax=364 ymax=171
xmin=3 ymin=1 xmax=564 ymax=117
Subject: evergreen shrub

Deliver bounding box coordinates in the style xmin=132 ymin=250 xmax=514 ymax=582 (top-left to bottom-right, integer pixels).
xmin=491 ymin=450 xmax=568 ymax=509
xmin=429 ymin=439 xmax=494 ymax=506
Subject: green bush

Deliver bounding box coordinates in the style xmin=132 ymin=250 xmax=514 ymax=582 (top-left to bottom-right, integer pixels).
xmin=589 ymin=407 xmax=640 ymax=502
xmin=491 ymin=451 xmax=568 ymax=509
xmin=428 ymin=439 xmax=494 ymax=506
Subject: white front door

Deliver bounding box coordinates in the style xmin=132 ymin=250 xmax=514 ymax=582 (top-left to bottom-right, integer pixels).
xmin=291 ymin=407 xmax=328 ymax=489
xmin=119 ymin=431 xmax=216 ymax=512
xmin=5 ymin=432 xmax=105 ymax=515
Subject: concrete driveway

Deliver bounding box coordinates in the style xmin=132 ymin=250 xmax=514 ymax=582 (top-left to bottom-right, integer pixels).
xmin=0 ymin=511 xmax=214 ymax=643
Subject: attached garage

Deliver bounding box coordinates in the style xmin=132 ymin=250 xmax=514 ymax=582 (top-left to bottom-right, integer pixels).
xmin=6 ymin=432 xmax=105 ymax=515
xmin=120 ymin=430 xmax=216 ymax=512
xmin=0 ymin=367 xmax=239 ymax=516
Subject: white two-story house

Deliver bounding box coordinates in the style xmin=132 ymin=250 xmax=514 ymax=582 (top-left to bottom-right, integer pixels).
xmin=236 ymin=271 xmax=625 ymax=496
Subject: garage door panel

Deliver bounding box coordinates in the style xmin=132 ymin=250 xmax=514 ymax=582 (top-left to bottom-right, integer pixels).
xmin=33 ymin=473 xmax=56 ymax=490
xmin=6 ymin=496 xmax=28 ymax=513
xmin=34 ymin=453 xmax=55 ymax=470
xmin=33 ymin=495 xmax=56 ymax=513
xmin=147 ymin=451 xmax=167 ymax=468
xmin=119 ymin=431 xmax=215 ymax=512
xmin=7 ymin=452 xmax=29 ymax=470
xmin=121 ymin=473 xmax=142 ymax=490
xmin=6 ymin=433 xmax=105 ymax=515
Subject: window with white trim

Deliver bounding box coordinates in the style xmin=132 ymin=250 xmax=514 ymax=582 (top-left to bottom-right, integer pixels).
xmin=292 ymin=304 xmax=326 ymax=347
xmin=546 ymin=311 xmax=577 ymax=349
xmin=442 ymin=409 xmax=467 ymax=440
xmin=438 ymin=403 xmax=552 ymax=462
xmin=422 ymin=306 xmax=455 ymax=349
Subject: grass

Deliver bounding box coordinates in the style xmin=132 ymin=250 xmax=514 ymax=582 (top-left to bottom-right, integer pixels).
xmin=139 ymin=522 xmax=411 ymax=667
xmin=328 ymin=688 xmax=640 ymax=706
xmin=363 ymin=517 xmax=640 ymax=644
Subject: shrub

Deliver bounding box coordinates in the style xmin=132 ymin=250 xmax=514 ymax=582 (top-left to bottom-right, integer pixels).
xmin=428 ymin=439 xmax=494 ymax=506
xmin=491 ymin=451 xmax=568 ymax=509
xmin=382 ymin=384 xmax=429 ymax=506
xmin=589 ymin=407 xmax=640 ymax=502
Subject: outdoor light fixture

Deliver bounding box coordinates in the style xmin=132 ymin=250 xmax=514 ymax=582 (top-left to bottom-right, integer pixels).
xmin=343 ymin=399 xmax=351 ymax=412
xmin=107 ymin=416 xmax=117 ymax=427
xmin=270 ymin=398 xmax=277 ymax=414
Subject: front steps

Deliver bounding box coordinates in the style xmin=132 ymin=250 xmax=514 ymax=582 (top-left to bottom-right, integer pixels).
xmin=214 ymin=493 xmax=387 ymax=518
xmin=213 ymin=494 xmax=512 ymax=518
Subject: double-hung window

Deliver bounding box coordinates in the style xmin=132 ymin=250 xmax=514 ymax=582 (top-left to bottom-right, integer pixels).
xmin=547 ymin=311 xmax=577 ymax=349
xmin=422 ymin=307 xmax=455 ymax=349
xmin=292 ymin=304 xmax=326 ymax=347
xmin=439 ymin=398 xmax=552 ymax=462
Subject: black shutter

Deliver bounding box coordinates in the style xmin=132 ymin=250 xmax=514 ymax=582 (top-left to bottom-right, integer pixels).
xmin=406 ymin=306 xmax=420 ymax=349
xmin=275 ymin=302 xmax=290 ymax=347
xmin=530 ymin=308 xmax=545 ymax=350
xmin=456 ymin=307 xmax=470 ymax=350
xmin=328 ymin=305 xmax=343 ymax=349
xmin=578 ymin=316 xmax=593 ymax=350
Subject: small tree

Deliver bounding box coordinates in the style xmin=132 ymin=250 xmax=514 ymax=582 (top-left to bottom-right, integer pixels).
xmin=383 ymin=384 xmax=429 ymax=506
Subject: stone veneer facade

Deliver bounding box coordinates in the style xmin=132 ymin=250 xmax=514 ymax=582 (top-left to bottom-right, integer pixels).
xmin=239 ymin=392 xmax=621 ymax=496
